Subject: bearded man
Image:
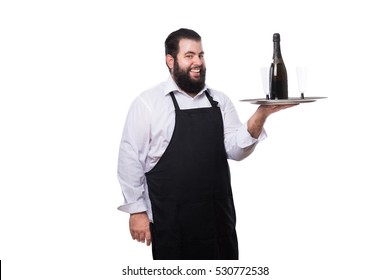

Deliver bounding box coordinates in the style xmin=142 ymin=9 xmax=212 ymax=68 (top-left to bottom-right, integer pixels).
xmin=117 ymin=28 xmax=293 ymax=260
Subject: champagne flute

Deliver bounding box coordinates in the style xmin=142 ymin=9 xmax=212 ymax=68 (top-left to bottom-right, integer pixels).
xmin=296 ymin=66 xmax=308 ymax=99
xmin=260 ymin=67 xmax=270 ymax=100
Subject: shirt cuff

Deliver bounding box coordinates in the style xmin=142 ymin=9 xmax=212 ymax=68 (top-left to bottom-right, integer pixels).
xmin=236 ymin=123 xmax=267 ymax=148
xmin=117 ymin=201 xmax=148 ymax=214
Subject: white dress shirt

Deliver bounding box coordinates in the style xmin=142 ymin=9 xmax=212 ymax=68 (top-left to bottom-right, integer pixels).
xmin=117 ymin=76 xmax=267 ymax=221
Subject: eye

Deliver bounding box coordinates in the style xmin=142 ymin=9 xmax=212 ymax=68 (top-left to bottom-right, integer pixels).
xmin=185 ymin=54 xmax=194 ymax=59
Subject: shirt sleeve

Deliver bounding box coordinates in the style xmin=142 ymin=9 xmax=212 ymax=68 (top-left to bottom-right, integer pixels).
xmin=117 ymin=96 xmax=151 ymax=214
xmin=221 ymin=94 xmax=267 ymax=161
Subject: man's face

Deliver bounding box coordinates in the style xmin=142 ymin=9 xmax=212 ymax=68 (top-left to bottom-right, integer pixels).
xmin=169 ymin=39 xmax=206 ymax=95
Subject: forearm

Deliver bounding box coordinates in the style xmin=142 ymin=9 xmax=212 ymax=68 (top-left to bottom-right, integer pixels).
xmin=247 ymin=104 xmax=297 ymax=138
xmin=117 ymin=96 xmax=151 ymax=214
xmin=247 ymin=109 xmax=268 ymax=139
xmin=224 ymin=123 xmax=266 ymax=161
xmin=117 ymin=160 xmax=148 ymax=214
xmin=117 ymin=132 xmax=149 ymax=214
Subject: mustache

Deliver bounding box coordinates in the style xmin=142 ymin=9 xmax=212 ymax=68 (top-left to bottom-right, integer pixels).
xmin=188 ymin=65 xmax=205 ymax=71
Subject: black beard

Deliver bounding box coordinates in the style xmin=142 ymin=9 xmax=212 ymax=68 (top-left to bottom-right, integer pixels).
xmin=172 ymin=61 xmax=206 ymax=95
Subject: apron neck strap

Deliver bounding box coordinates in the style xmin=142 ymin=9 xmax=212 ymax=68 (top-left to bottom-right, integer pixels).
xmin=169 ymin=92 xmax=180 ymax=110
xmin=169 ymin=90 xmax=219 ymax=110
xmin=204 ymin=90 xmax=219 ymax=107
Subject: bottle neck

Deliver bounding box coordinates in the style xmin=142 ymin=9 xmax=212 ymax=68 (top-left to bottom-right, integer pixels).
xmin=273 ymin=41 xmax=283 ymax=59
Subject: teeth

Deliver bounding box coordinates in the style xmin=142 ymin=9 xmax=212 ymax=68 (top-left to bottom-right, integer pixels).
xmin=191 ymin=69 xmax=200 ymax=73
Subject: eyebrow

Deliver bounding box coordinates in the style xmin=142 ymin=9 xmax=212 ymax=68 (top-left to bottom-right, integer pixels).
xmin=184 ymin=51 xmax=205 ymax=55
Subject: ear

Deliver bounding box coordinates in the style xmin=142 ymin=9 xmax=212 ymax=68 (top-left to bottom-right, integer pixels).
xmin=166 ymin=54 xmax=174 ymax=71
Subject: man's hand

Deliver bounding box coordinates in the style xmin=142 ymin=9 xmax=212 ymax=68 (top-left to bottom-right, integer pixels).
xmin=129 ymin=212 xmax=151 ymax=246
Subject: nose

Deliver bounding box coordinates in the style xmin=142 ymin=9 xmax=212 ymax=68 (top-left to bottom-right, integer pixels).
xmin=192 ymin=55 xmax=203 ymax=66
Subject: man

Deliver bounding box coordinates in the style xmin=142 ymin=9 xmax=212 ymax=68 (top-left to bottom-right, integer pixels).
xmin=117 ymin=28 xmax=294 ymax=260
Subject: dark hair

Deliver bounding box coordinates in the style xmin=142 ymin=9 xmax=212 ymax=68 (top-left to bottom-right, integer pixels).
xmin=165 ymin=28 xmax=202 ymax=58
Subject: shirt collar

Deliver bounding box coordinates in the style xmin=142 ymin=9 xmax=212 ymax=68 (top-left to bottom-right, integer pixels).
xmin=163 ymin=75 xmax=209 ymax=96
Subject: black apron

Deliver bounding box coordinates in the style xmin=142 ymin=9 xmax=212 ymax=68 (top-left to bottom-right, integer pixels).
xmin=145 ymin=91 xmax=238 ymax=260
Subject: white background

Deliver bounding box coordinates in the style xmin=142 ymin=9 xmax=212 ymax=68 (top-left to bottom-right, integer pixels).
xmin=1 ymin=0 xmax=389 ymax=279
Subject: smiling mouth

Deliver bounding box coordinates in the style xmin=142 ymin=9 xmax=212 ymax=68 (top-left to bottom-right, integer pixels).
xmin=190 ymin=68 xmax=201 ymax=73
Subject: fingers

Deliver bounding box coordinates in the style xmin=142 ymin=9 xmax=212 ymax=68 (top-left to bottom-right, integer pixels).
xmin=146 ymin=231 xmax=152 ymax=246
xmin=130 ymin=228 xmax=144 ymax=242
xmin=138 ymin=232 xmax=146 ymax=243
xmin=268 ymin=104 xmax=297 ymax=110
xmin=129 ymin=213 xmax=151 ymax=246
xmin=259 ymin=104 xmax=298 ymax=115
xmin=131 ymin=229 xmax=151 ymax=246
